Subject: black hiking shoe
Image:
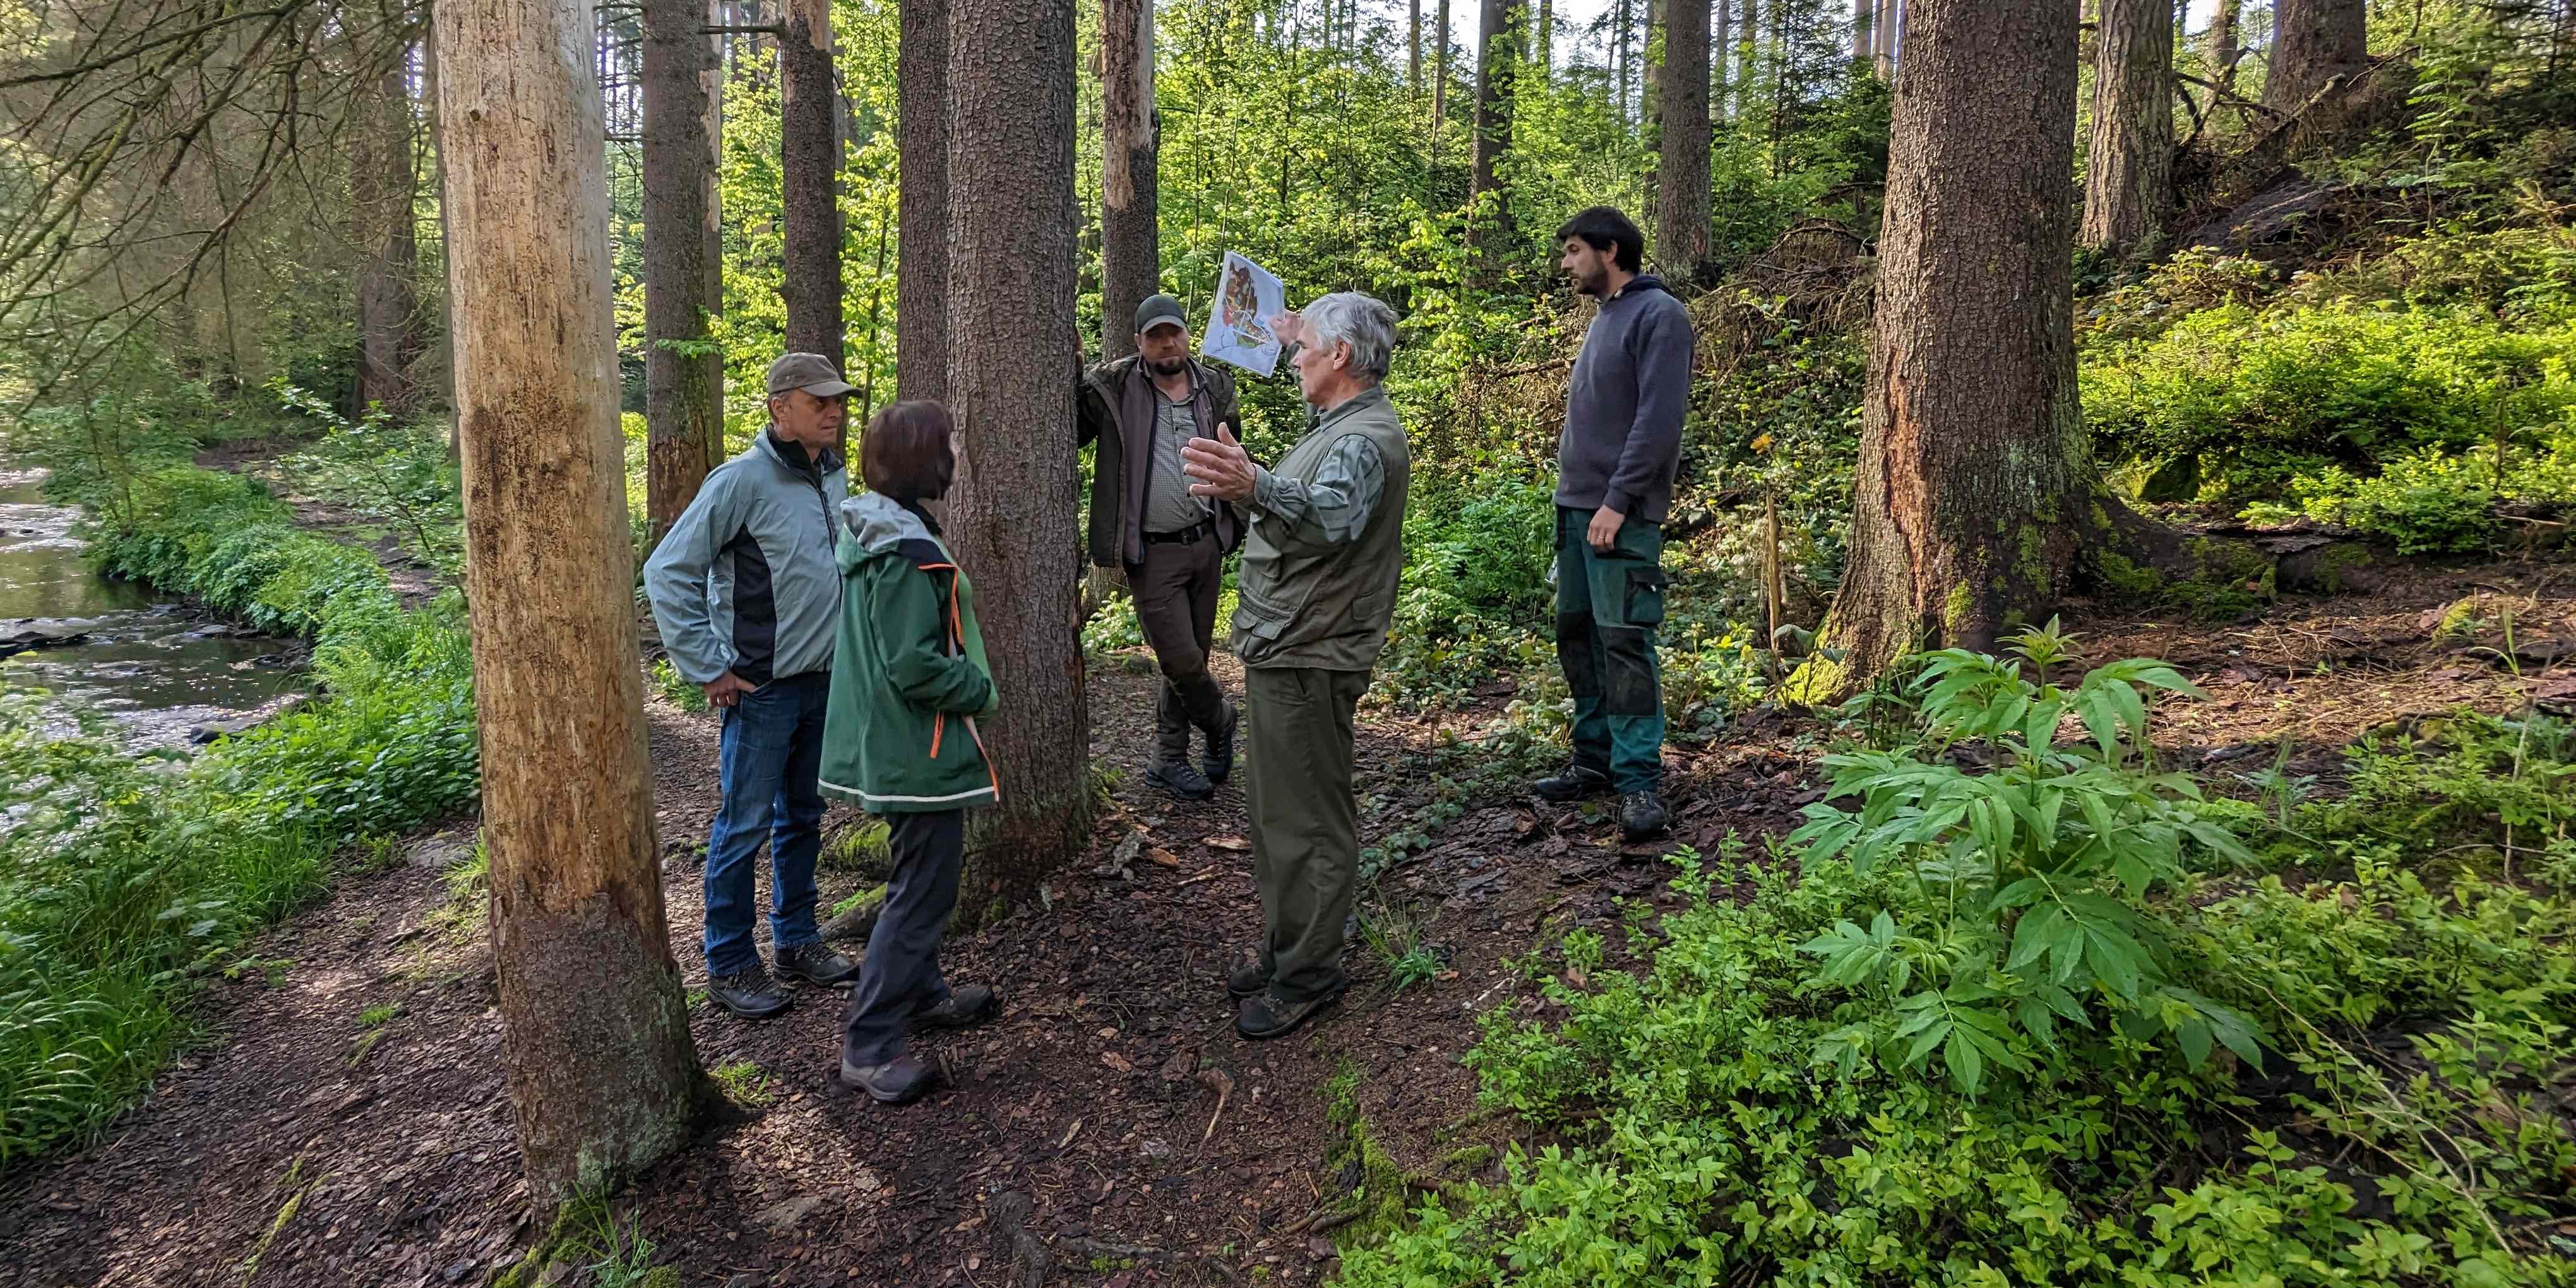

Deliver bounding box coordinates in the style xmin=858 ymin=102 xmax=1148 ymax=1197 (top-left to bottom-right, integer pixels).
xmin=1236 ymin=986 xmax=1344 ymax=1041
xmin=708 ymin=963 xmax=792 ymax=1019
xmin=1534 ymin=765 xmax=1613 ymax=803
xmin=1620 ymin=791 xmax=1671 ymax=842
xmin=1147 ymin=760 xmax=1216 ymax=801
xmin=1225 ymin=960 xmax=1269 ymax=1000
xmin=838 ymin=1053 xmax=938 ymax=1105
xmin=775 ymin=941 xmax=861 ymax=986
xmin=909 ymin=984 xmax=998 ymax=1033
xmin=1203 ymin=703 xmax=1239 ymax=786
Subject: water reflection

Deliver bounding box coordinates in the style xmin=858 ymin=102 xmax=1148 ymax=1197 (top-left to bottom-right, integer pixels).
xmin=0 ymin=470 xmax=305 ymax=748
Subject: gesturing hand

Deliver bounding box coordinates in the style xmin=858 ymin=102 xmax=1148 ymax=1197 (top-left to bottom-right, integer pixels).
xmin=701 ymin=671 xmax=756 ymax=709
xmin=1182 ymin=423 xmax=1258 ymax=504
xmin=1267 ymin=310 xmax=1304 ymax=349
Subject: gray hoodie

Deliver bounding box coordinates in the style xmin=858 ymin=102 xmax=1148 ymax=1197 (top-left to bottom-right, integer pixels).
xmin=1554 ymin=275 xmax=1695 ymax=523
xmin=644 ymin=431 xmax=848 ymax=687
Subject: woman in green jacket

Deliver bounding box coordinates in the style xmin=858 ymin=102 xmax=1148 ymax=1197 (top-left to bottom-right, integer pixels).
xmin=821 ymin=401 xmax=1001 ymax=1105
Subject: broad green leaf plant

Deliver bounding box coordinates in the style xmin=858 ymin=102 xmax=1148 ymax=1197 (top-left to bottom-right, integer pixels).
xmin=1791 ymin=621 xmax=2263 ymax=1094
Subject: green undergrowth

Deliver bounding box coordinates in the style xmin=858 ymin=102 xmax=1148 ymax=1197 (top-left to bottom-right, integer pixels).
xmin=1337 ymin=626 xmax=2576 ymax=1287
xmin=0 ymin=465 xmax=478 ymax=1165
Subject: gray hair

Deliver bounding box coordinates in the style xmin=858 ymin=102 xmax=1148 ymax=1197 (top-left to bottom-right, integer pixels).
xmin=1301 ymin=292 xmax=1398 ymax=385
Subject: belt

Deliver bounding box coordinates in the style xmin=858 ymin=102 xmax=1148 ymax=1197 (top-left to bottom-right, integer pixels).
xmin=1142 ymin=518 xmax=1216 ymax=546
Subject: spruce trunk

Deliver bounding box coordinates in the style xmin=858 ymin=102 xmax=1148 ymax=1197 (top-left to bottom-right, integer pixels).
xmin=2080 ymin=0 xmax=2174 ymax=255
xmin=945 ymin=0 xmax=1091 ymax=921
xmin=1806 ymin=0 xmax=2084 ymax=688
xmin=780 ymin=0 xmax=843 ymax=377
xmin=643 ymin=0 xmax=727 ymax=543
xmin=1100 ymin=0 xmax=1159 ymax=362
xmin=1655 ymin=0 xmax=1711 ymax=285
xmin=898 ymin=0 xmax=950 ymax=405
xmin=2264 ymin=0 xmax=2366 ymax=113
xmin=432 ymin=0 xmax=706 ymax=1210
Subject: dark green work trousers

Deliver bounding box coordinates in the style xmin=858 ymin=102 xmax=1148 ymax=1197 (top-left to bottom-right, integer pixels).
xmin=1554 ymin=504 xmax=1668 ymax=793
xmin=1243 ymin=665 xmax=1369 ymax=1002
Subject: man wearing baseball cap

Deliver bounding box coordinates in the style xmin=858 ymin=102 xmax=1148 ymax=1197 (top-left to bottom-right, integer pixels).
xmin=1076 ymin=295 xmax=1245 ymax=801
xmin=643 ymin=352 xmax=864 ymax=1020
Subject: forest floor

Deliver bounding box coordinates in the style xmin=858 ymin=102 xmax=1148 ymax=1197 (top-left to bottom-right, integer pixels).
xmin=0 ymin=497 xmax=2567 ymax=1286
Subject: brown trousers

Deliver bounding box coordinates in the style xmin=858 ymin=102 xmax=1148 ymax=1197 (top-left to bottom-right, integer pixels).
xmin=1128 ymin=528 xmax=1231 ymax=763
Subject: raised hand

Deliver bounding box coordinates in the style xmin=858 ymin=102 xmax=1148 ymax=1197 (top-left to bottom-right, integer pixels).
xmin=1182 ymin=423 xmax=1258 ymax=503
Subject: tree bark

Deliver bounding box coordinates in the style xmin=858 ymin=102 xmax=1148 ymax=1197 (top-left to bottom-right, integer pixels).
xmin=2205 ymin=0 xmax=2240 ymax=93
xmin=643 ymin=0 xmax=726 ymax=544
xmin=898 ymin=0 xmax=950 ymax=405
xmin=2080 ymin=0 xmax=2173 ymax=255
xmin=1433 ymin=0 xmax=1451 ymax=133
xmin=2264 ymin=0 xmax=2365 ymax=113
xmin=354 ymin=41 xmax=421 ymax=415
xmin=1410 ymin=0 xmax=1422 ymax=98
xmin=1852 ymin=0 xmax=1869 ymax=64
xmin=780 ymin=0 xmax=842 ymax=374
xmin=1100 ymin=0 xmax=1158 ymax=362
xmin=1806 ymin=0 xmax=2085 ymax=689
xmin=1874 ymin=0 xmax=1897 ymax=76
xmin=1643 ymin=0 xmax=1664 ymax=134
xmin=431 ymin=0 xmax=706 ymax=1210
xmin=945 ymin=0 xmax=1091 ymax=916
xmin=1657 ymin=0 xmax=1711 ymax=285
xmin=1469 ymin=0 xmax=1519 ymax=277
xmin=1714 ymin=0 xmax=1731 ymax=120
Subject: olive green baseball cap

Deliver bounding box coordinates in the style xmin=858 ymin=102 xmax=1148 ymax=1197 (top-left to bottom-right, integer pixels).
xmin=765 ymin=352 xmax=858 ymax=398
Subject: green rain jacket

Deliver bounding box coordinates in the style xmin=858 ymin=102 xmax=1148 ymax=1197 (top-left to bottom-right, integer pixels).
xmin=818 ymin=491 xmax=999 ymax=814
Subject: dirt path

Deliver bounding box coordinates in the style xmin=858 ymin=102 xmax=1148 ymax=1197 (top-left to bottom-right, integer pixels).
xmin=1 ymin=556 xmax=2564 ymax=1288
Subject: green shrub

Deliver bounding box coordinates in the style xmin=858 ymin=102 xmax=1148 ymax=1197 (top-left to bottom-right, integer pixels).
xmin=1341 ymin=639 xmax=2576 ymax=1287
xmin=2243 ymin=437 xmax=2576 ymax=553
xmin=2082 ymin=302 xmax=2575 ymax=498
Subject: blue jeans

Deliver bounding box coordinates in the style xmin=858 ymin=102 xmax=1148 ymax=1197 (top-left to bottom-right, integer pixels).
xmin=703 ymin=671 xmax=828 ymax=978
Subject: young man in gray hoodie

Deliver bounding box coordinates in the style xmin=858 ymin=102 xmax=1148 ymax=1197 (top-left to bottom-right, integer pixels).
xmin=1534 ymin=206 xmax=1695 ymax=840
xmin=643 ymin=352 xmax=865 ymax=1020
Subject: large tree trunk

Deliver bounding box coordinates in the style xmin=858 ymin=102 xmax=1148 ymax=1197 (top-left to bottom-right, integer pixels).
xmin=2206 ymin=0 xmax=2240 ymax=93
xmin=1852 ymin=0 xmax=1869 ymax=63
xmin=2264 ymin=0 xmax=2365 ymax=112
xmin=945 ymin=0 xmax=1090 ymax=917
xmin=898 ymin=0 xmax=949 ymax=405
xmin=1100 ymin=0 xmax=1157 ymax=363
xmin=1643 ymin=0 xmax=1663 ymax=134
xmin=2080 ymin=0 xmax=2173 ymax=255
xmin=354 ymin=44 xmax=421 ymax=415
xmin=432 ymin=0 xmax=706 ymax=1210
xmin=1657 ymin=0 xmax=1711 ymax=285
xmin=643 ymin=0 xmax=726 ymax=545
xmin=1805 ymin=0 xmax=2084 ymax=689
xmin=1874 ymin=0 xmax=1897 ymax=76
xmin=780 ymin=0 xmax=843 ymax=376
xmin=1469 ymin=0 xmax=1518 ymax=278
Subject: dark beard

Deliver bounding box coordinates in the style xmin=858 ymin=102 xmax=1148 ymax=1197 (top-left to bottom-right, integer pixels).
xmin=1575 ymin=267 xmax=1610 ymax=297
xmin=1147 ymin=355 xmax=1188 ymax=378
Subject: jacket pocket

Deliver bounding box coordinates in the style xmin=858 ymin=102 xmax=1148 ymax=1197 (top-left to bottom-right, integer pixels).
xmin=1621 ymin=566 xmax=1668 ymax=629
xmin=1231 ymin=586 xmax=1292 ymax=663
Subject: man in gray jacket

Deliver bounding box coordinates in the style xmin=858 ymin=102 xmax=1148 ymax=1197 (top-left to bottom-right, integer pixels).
xmin=643 ymin=352 xmax=864 ymax=1020
xmin=1534 ymin=207 xmax=1694 ymax=841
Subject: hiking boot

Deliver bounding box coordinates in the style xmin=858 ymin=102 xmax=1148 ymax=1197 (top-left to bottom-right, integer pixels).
xmin=1620 ymin=791 xmax=1670 ymax=842
xmin=1533 ymin=765 xmax=1612 ymax=803
xmin=708 ymin=963 xmax=792 ymax=1019
xmin=1236 ymin=986 xmax=1344 ymax=1041
xmin=838 ymin=1052 xmax=938 ymax=1105
xmin=774 ymin=941 xmax=861 ymax=986
xmin=1225 ymin=960 xmax=1269 ymax=1000
xmin=1203 ymin=703 xmax=1239 ymax=786
xmin=909 ymin=984 xmax=997 ymax=1033
xmin=1147 ymin=760 xmax=1216 ymax=801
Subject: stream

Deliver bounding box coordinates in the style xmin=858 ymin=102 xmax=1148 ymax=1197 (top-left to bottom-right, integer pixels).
xmin=0 ymin=468 xmax=306 ymax=749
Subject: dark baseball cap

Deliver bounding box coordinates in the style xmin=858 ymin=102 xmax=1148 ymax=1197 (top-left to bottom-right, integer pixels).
xmin=1135 ymin=294 xmax=1187 ymax=335
xmin=765 ymin=352 xmax=858 ymax=398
